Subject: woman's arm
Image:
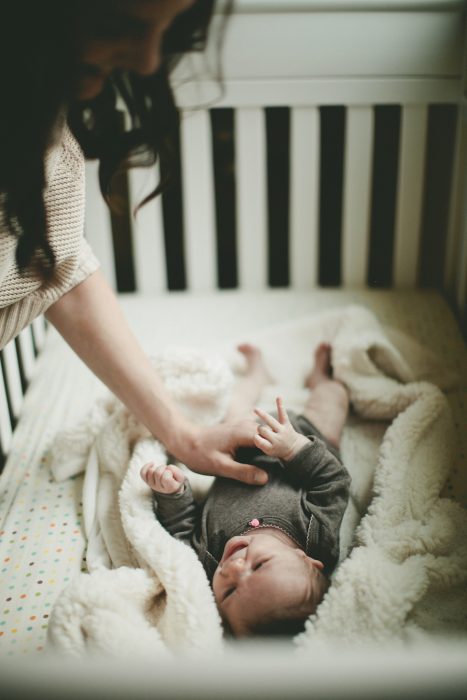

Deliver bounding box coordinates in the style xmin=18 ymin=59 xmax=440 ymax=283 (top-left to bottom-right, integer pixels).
xmin=45 ymin=270 xmax=267 ymax=485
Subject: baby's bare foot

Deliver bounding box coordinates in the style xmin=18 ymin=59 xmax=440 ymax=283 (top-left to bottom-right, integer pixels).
xmin=237 ymin=343 xmax=274 ymax=384
xmin=305 ymin=343 xmax=332 ymax=388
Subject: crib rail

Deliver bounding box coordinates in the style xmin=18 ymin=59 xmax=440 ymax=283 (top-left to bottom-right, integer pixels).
xmin=83 ymin=0 xmax=467 ymax=321
xmin=85 ymin=103 xmax=460 ymax=288
xmin=0 ymin=319 xmax=47 ymax=469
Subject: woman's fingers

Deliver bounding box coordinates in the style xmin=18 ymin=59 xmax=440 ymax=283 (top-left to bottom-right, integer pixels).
xmin=216 ymin=453 xmax=268 ymax=485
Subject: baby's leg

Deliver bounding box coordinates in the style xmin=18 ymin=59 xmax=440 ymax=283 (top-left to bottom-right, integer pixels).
xmin=224 ymin=344 xmax=273 ymax=422
xmin=302 ymin=343 xmax=349 ymax=449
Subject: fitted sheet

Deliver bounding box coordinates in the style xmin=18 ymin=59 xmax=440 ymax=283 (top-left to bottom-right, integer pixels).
xmin=0 ymin=289 xmax=466 ymax=658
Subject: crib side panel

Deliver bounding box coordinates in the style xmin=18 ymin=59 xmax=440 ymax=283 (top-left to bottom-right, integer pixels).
xmin=0 ymin=320 xmax=47 ymax=472
xmin=83 ymin=1 xmax=467 ymax=321
xmin=175 ymin=5 xmax=464 ymax=107
xmin=445 ymin=21 xmax=467 ymax=332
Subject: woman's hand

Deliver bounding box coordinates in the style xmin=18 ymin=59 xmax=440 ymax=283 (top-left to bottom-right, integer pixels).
xmin=253 ymin=397 xmax=309 ymax=462
xmin=46 ymin=273 xmax=267 ymax=487
xmin=171 ymin=419 xmax=268 ymax=486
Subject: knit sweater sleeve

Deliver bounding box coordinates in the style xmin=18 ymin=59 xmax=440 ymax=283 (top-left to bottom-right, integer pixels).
xmin=0 ymin=123 xmax=100 ymax=349
xmin=0 ymin=237 xmax=99 ymax=349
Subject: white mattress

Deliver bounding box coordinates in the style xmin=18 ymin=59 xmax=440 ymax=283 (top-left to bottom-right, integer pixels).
xmin=0 ymin=288 xmax=466 ymax=659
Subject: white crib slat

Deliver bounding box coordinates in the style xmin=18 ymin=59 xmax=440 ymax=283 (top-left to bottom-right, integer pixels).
xmin=0 ymin=379 xmax=12 ymax=455
xmin=17 ymin=328 xmax=35 ymax=381
xmin=394 ymin=105 xmax=428 ymax=288
xmin=342 ymin=106 xmax=374 ymax=287
xmin=445 ymin=101 xmax=467 ymax=312
xmin=180 ymin=110 xmax=216 ymax=291
xmin=84 ymin=161 xmax=116 ymax=290
xmin=456 ymin=197 xmax=467 ymax=315
xmin=290 ymin=107 xmax=320 ymax=289
xmin=129 ymin=166 xmax=167 ymax=293
xmin=235 ymin=108 xmax=268 ymax=290
xmin=31 ymin=316 xmax=46 ymax=352
xmin=2 ymin=342 xmax=23 ymax=419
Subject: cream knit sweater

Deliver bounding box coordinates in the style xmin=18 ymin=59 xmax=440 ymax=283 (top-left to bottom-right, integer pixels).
xmin=0 ymin=123 xmax=100 ymax=349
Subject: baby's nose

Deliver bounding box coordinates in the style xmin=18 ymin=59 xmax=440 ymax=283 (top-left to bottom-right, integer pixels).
xmin=227 ymin=557 xmax=251 ymax=581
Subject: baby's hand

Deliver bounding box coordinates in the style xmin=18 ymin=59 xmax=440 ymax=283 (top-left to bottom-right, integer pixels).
xmin=254 ymin=397 xmax=309 ymax=462
xmin=140 ymin=462 xmax=186 ymax=495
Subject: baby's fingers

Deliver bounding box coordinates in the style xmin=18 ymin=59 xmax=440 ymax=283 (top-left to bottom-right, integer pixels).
xmin=157 ymin=464 xmax=185 ymax=493
xmin=149 ymin=464 xmax=167 ymax=489
xmin=140 ymin=462 xmax=155 ymax=484
xmin=140 ymin=463 xmax=173 ymax=492
xmin=161 ymin=470 xmax=178 ymax=489
xmin=257 ymin=424 xmax=277 ymax=442
xmin=254 ymin=432 xmax=275 ymax=455
xmin=166 ymin=463 xmax=186 ymax=484
xmin=275 ymin=397 xmax=290 ymax=424
xmin=254 ymin=406 xmax=281 ymax=432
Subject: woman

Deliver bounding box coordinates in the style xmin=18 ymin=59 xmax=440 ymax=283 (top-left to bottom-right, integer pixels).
xmin=0 ymin=0 xmax=267 ymax=485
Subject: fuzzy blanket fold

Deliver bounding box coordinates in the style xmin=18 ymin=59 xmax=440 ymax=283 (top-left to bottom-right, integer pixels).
xmin=47 ymin=306 xmax=467 ymax=657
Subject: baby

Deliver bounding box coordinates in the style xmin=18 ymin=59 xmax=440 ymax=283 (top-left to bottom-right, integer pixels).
xmin=140 ymin=343 xmax=351 ymax=637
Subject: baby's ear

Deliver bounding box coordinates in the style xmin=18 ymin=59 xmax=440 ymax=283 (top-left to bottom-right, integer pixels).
xmin=310 ymin=556 xmax=324 ymax=571
xmin=301 ymin=549 xmax=325 ymax=569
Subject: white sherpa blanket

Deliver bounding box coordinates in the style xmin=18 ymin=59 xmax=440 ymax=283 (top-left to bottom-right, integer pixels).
xmin=47 ymin=306 xmax=467 ymax=658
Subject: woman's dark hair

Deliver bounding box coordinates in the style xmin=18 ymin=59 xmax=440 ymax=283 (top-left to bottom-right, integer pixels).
xmin=0 ymin=0 xmax=217 ymax=278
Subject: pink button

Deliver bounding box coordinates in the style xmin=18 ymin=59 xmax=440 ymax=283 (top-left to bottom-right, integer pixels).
xmin=249 ymin=518 xmax=260 ymax=528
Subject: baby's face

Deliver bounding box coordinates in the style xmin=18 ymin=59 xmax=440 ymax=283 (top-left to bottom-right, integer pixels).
xmin=212 ymin=532 xmax=324 ymax=636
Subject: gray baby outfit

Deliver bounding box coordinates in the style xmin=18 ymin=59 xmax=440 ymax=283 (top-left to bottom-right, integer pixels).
xmin=153 ymin=413 xmax=351 ymax=580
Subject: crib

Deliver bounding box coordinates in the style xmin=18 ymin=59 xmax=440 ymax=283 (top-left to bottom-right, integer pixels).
xmin=1 ymin=0 xmax=467 ymax=697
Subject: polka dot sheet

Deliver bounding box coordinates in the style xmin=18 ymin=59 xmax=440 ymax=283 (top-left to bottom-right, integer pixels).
xmin=0 ymin=468 xmax=85 ymax=656
xmin=0 ymin=289 xmax=465 ymax=658
xmin=0 ymin=328 xmax=102 ymax=658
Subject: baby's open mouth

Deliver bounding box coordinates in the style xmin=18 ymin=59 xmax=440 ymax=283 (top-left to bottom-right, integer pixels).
xmin=221 ymin=540 xmax=248 ymax=564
